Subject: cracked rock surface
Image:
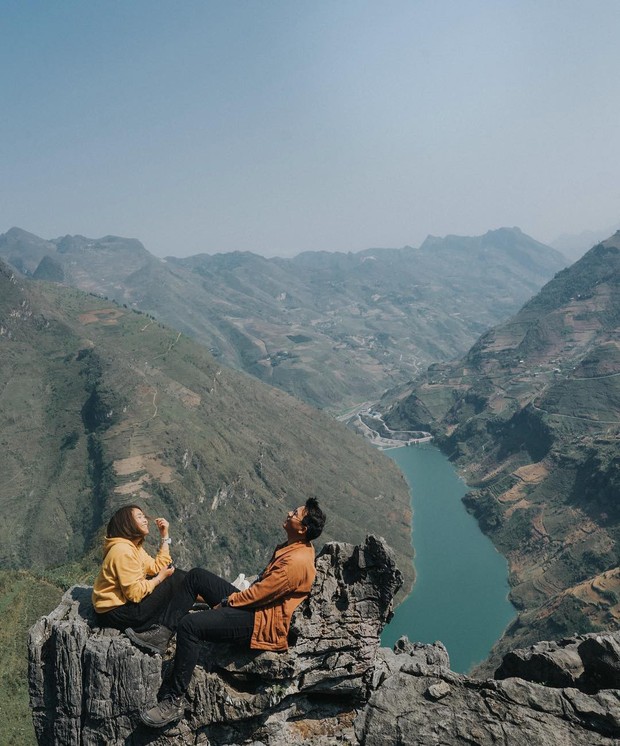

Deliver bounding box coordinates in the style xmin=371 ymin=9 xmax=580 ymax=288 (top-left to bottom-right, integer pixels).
xmin=29 ymin=535 xmax=620 ymax=745
xmin=495 ymin=631 xmax=620 ymax=693
xmin=356 ymin=657 xmax=620 ymax=745
xmin=29 ymin=536 xmax=401 ymax=745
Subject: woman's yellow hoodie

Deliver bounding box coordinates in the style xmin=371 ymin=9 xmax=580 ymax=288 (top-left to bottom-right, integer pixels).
xmin=92 ymin=537 xmax=171 ymax=612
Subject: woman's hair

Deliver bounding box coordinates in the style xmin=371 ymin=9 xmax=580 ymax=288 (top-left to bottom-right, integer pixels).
xmin=106 ymin=504 xmax=146 ymax=544
xmin=302 ymin=497 xmax=326 ymax=541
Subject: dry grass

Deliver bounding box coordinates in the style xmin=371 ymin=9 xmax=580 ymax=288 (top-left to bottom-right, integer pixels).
xmin=78 ymin=308 xmax=124 ymax=325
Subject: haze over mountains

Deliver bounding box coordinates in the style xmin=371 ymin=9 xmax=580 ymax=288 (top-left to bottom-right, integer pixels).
xmin=0 ymin=221 xmax=604 ymax=743
xmin=382 ymin=232 xmax=620 ymax=667
xmin=0 ymin=226 xmax=567 ymax=410
xmin=0 ymin=253 xmax=415 ymax=742
xmin=550 ymin=223 xmax=620 ymax=261
xmin=0 ymin=259 xmax=411 ymax=575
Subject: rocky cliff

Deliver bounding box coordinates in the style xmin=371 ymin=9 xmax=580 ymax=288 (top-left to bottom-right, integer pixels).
xmin=29 ymin=537 xmax=620 ymax=745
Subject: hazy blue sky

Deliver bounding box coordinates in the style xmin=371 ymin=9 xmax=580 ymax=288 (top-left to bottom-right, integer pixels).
xmin=2 ymin=1 xmax=619 ymax=257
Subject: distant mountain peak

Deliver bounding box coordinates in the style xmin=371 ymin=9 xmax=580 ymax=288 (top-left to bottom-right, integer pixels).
xmin=0 ymin=224 xmax=567 ymax=410
xmin=419 ymin=227 xmax=550 ymax=255
xmin=484 ymin=226 xmax=523 ymax=236
xmin=1 ymin=226 xmax=54 ymax=246
xmin=52 ymin=234 xmax=148 ymax=254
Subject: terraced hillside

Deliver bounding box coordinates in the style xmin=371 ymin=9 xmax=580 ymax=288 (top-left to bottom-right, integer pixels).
xmin=0 ymin=260 xmax=416 ymax=744
xmin=383 ymin=233 xmax=620 ymax=669
xmin=0 ymin=226 xmax=567 ymax=409
xmin=0 ymin=260 xmax=412 ymax=575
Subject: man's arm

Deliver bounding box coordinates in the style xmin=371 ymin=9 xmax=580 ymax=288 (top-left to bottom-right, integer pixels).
xmin=227 ymin=560 xmax=291 ymax=609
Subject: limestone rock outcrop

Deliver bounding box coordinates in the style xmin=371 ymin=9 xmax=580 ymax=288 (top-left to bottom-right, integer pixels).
xmin=29 ymin=535 xmax=620 ymax=745
xmin=29 ymin=536 xmax=401 ymax=745
xmin=357 ymin=646 xmax=620 ymax=745
xmin=495 ymin=630 xmax=620 ymax=693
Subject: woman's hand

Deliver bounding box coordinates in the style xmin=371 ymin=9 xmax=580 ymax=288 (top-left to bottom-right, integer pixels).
xmin=154 ymin=517 xmax=169 ymax=539
xmin=155 ymin=565 xmax=175 ymax=586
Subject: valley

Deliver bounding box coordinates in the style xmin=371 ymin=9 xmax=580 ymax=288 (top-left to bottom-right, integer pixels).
xmin=0 ymin=223 xmax=613 ymax=744
xmin=382 ymin=234 xmax=620 ymax=671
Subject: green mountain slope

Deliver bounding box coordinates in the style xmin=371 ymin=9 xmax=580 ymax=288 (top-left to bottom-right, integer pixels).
xmin=0 ymin=570 xmax=64 ymax=745
xmin=0 ymin=261 xmax=412 ymax=579
xmin=1 ymin=262 xmax=414 ymax=744
xmin=0 ymin=226 xmax=567 ymax=410
xmin=383 ymin=233 xmax=620 ymax=668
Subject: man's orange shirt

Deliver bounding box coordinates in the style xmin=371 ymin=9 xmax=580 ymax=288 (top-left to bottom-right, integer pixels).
xmin=227 ymin=540 xmax=316 ymax=651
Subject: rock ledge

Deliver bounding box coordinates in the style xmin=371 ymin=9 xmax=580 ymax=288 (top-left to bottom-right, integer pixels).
xmin=29 ymin=536 xmax=620 ymax=745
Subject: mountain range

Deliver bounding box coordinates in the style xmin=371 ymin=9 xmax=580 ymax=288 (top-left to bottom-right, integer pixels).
xmin=0 ymin=226 xmax=567 ymax=410
xmin=0 ymin=259 xmax=412 ymax=575
xmin=0 ymin=223 xmax=582 ymax=743
xmin=382 ymin=232 xmax=620 ymax=668
xmin=0 ymin=254 xmax=420 ymax=742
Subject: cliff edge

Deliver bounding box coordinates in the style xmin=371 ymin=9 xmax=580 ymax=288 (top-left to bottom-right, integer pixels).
xmin=29 ymin=536 xmax=620 ymax=745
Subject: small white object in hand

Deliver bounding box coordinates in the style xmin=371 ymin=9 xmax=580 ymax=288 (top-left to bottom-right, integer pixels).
xmin=232 ymin=573 xmax=251 ymax=591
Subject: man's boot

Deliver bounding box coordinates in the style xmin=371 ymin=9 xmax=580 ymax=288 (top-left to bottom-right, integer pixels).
xmin=125 ymin=624 xmax=172 ymax=655
xmin=140 ymin=693 xmax=184 ymax=727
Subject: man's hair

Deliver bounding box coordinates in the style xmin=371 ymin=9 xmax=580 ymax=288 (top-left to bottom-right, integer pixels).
xmin=106 ymin=504 xmax=146 ymax=545
xmin=302 ymin=498 xmax=326 ymax=541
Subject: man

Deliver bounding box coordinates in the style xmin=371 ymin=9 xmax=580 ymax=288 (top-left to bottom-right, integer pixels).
xmin=137 ymin=497 xmax=326 ymax=728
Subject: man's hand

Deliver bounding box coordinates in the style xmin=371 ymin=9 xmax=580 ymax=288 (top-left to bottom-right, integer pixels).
xmin=154 ymin=518 xmax=169 ymax=538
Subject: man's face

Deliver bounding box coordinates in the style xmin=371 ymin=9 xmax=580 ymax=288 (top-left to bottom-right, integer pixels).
xmin=284 ymin=505 xmax=308 ymax=537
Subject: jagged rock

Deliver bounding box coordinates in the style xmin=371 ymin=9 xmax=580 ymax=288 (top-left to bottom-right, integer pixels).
xmin=29 ymin=536 xmax=402 ymax=745
xmin=368 ymin=638 xmax=450 ymax=692
xmin=355 ymin=657 xmax=620 ymax=745
xmin=495 ymin=631 xmax=620 ymax=692
xmin=494 ymin=637 xmax=586 ymax=687
xmin=578 ymin=633 xmax=620 ymax=691
xmin=29 ymin=535 xmax=620 ymax=745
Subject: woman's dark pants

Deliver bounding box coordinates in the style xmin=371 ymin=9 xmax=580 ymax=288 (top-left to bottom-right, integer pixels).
xmin=95 ymin=569 xmax=188 ymax=632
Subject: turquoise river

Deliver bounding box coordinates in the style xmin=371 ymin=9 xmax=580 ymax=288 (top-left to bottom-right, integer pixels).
xmin=381 ymin=443 xmax=515 ymax=673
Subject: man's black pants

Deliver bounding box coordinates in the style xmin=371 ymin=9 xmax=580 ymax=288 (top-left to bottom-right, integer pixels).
xmin=165 ymin=568 xmax=255 ymax=696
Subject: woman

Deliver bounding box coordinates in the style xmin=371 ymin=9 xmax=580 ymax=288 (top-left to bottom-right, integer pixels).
xmin=92 ymin=504 xmax=184 ymax=648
